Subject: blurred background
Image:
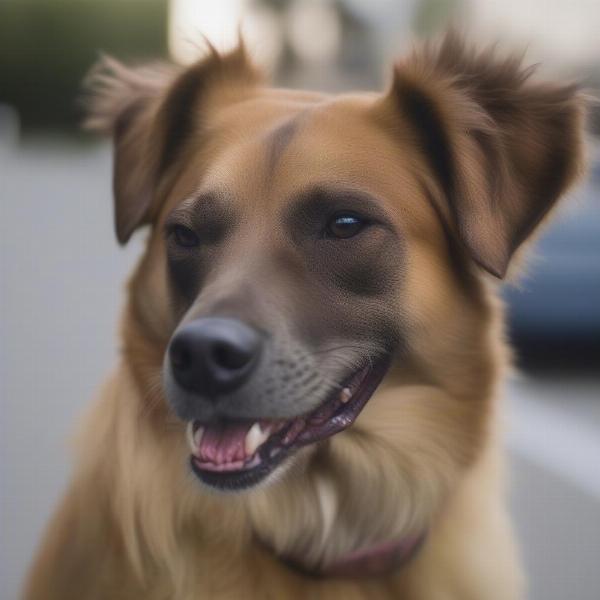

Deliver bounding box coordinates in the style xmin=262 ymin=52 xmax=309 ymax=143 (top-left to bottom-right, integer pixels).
xmin=1 ymin=1 xmax=599 ymax=598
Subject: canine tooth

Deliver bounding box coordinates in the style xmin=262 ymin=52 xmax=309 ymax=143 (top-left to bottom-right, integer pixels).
xmin=186 ymin=422 xmax=195 ymax=451
xmin=193 ymin=426 xmax=204 ymax=449
xmin=244 ymin=422 xmax=270 ymax=456
xmin=340 ymin=387 xmax=352 ymax=404
xmin=187 ymin=423 xmax=204 ymax=452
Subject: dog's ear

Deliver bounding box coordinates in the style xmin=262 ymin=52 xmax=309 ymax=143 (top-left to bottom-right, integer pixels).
xmin=83 ymin=57 xmax=169 ymax=244
xmin=83 ymin=43 xmax=261 ymax=244
xmin=378 ymin=33 xmax=586 ymax=277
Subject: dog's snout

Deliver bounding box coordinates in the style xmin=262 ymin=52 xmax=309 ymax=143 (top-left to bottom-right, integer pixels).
xmin=169 ymin=318 xmax=262 ymax=396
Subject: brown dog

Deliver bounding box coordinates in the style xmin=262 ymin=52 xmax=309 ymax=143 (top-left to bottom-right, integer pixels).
xmin=24 ymin=34 xmax=585 ymax=599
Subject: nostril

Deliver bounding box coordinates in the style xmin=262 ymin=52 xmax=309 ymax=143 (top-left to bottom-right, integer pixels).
xmin=170 ymin=340 xmax=192 ymax=372
xmin=211 ymin=341 xmax=252 ymax=371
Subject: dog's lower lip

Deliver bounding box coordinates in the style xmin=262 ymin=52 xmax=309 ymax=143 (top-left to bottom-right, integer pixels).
xmin=187 ymin=356 xmax=391 ymax=490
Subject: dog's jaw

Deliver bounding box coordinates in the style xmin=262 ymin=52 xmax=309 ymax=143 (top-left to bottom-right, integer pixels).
xmin=184 ymin=357 xmax=391 ymax=492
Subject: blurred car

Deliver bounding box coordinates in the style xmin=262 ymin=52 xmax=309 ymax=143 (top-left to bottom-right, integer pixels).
xmin=503 ymin=142 xmax=600 ymax=366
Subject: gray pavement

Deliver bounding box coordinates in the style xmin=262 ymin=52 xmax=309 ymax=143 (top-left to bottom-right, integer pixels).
xmin=1 ymin=141 xmax=598 ymax=599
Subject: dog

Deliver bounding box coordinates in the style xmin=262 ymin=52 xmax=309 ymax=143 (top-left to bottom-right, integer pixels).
xmin=24 ymin=33 xmax=585 ymax=599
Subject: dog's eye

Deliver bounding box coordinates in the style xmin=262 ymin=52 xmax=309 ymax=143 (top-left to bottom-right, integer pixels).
xmin=325 ymin=213 xmax=366 ymax=239
xmin=173 ymin=225 xmax=199 ymax=248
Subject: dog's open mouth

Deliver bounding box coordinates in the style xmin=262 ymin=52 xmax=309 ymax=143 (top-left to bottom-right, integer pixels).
xmin=187 ymin=357 xmax=390 ymax=490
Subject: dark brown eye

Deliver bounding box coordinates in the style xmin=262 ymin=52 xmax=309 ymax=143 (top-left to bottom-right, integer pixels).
xmin=173 ymin=225 xmax=199 ymax=248
xmin=325 ymin=213 xmax=366 ymax=239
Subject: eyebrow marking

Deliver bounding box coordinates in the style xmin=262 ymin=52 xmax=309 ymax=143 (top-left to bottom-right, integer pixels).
xmin=293 ymin=185 xmax=389 ymax=215
xmin=265 ymin=117 xmax=300 ymax=176
xmin=165 ymin=192 xmax=236 ymax=229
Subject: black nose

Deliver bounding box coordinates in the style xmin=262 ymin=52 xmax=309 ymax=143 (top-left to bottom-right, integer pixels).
xmin=168 ymin=318 xmax=262 ymax=396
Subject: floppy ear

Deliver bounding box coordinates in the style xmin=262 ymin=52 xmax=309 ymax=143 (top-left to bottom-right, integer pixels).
xmin=379 ymin=33 xmax=586 ymax=278
xmin=83 ymin=43 xmax=261 ymax=244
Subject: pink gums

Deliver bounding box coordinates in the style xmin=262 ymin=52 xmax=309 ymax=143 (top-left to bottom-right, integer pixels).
xmin=197 ymin=422 xmax=253 ymax=465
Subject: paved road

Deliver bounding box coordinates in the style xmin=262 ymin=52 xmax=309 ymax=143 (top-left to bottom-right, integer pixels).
xmin=1 ymin=141 xmax=599 ymax=599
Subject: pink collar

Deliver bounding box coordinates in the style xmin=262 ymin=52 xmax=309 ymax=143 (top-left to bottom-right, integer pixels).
xmin=319 ymin=533 xmax=426 ymax=578
xmin=281 ymin=533 xmax=426 ymax=579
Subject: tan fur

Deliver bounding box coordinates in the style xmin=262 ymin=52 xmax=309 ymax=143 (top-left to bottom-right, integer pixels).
xmin=24 ymin=34 xmax=585 ymax=599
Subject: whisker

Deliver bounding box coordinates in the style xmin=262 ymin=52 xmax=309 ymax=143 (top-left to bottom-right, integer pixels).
xmin=312 ymin=344 xmax=369 ymax=356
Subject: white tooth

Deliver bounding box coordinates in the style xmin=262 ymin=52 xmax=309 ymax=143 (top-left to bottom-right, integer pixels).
xmin=186 ymin=422 xmax=196 ymax=451
xmin=340 ymin=387 xmax=352 ymax=404
xmin=193 ymin=426 xmax=204 ymax=449
xmin=245 ymin=422 xmax=270 ymax=456
xmin=186 ymin=423 xmax=204 ymax=452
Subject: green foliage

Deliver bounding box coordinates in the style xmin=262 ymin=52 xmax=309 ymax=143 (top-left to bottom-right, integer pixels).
xmin=0 ymin=0 xmax=167 ymax=133
xmin=412 ymin=0 xmax=462 ymax=36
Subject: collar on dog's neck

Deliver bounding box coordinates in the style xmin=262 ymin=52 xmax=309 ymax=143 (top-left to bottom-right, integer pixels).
xmin=282 ymin=532 xmax=426 ymax=579
xmin=319 ymin=533 xmax=426 ymax=578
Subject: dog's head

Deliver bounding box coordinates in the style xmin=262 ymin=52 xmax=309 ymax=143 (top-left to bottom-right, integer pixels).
xmin=85 ymin=34 xmax=584 ymax=567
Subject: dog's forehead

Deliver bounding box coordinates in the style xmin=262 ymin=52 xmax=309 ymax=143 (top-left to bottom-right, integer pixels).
xmin=205 ymin=93 xmax=417 ymax=208
xmin=264 ymin=117 xmax=300 ymax=176
xmin=163 ymin=89 xmax=428 ymax=231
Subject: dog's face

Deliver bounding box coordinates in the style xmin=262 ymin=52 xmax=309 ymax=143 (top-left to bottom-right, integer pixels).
xmin=86 ymin=35 xmax=583 ymax=567
xmin=127 ymin=94 xmax=405 ymax=488
xmin=159 ymin=92 xmax=425 ymax=490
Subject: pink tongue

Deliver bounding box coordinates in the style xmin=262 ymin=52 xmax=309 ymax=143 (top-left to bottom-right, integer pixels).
xmin=199 ymin=422 xmax=253 ymax=464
